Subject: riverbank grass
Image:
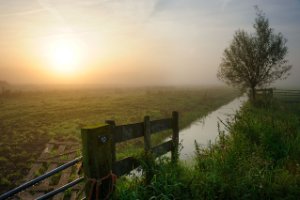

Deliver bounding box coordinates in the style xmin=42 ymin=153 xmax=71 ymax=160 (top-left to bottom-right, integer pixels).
xmin=115 ymin=99 xmax=300 ymax=199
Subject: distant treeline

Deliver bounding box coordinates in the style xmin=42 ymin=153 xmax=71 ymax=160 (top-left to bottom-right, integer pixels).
xmin=0 ymin=81 xmax=24 ymax=97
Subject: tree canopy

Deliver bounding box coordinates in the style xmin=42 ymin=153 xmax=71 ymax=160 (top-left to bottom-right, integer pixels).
xmin=217 ymin=7 xmax=292 ymax=100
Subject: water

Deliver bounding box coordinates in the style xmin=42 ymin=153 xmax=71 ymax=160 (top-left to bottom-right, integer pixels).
xmin=176 ymin=95 xmax=247 ymax=161
xmin=128 ymin=95 xmax=247 ymax=177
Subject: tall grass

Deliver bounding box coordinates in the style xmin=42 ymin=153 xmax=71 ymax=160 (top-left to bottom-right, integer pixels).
xmin=115 ymin=99 xmax=300 ymax=199
xmin=194 ymin=99 xmax=300 ymax=199
xmin=114 ymin=156 xmax=194 ymax=200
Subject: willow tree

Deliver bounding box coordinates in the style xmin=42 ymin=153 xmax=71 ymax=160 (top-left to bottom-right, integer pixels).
xmin=217 ymin=8 xmax=291 ymax=100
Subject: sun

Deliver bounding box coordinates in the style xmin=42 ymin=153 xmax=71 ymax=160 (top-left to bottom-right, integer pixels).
xmin=51 ymin=43 xmax=76 ymax=72
xmin=42 ymin=37 xmax=84 ymax=75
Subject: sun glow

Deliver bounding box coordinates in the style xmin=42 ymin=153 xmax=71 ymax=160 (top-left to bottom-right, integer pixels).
xmin=42 ymin=37 xmax=85 ymax=75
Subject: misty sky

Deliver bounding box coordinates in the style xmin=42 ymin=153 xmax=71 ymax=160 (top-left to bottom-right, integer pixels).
xmin=0 ymin=0 xmax=299 ymax=87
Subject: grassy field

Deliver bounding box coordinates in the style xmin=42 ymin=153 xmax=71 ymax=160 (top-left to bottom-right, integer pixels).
xmin=115 ymin=97 xmax=300 ymax=199
xmin=0 ymin=86 xmax=238 ymax=194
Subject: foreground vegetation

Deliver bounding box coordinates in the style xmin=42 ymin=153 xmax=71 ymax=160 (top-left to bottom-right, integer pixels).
xmin=115 ymin=98 xmax=300 ymax=199
xmin=0 ymin=86 xmax=237 ymax=194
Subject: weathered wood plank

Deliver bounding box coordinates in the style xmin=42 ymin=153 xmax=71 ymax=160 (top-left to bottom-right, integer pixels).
xmin=106 ymin=120 xmax=117 ymax=163
xmin=39 ymin=148 xmax=79 ymax=161
xmin=18 ymin=192 xmax=44 ymax=200
xmin=52 ymin=152 xmax=77 ymax=200
xmin=274 ymin=91 xmax=300 ymax=93
xmin=35 ymin=145 xmax=66 ymax=190
xmin=30 ymin=185 xmax=55 ymax=192
xmin=70 ymin=191 xmax=77 ymax=200
xmin=19 ymin=140 xmax=82 ymax=200
xmin=112 ymin=157 xmax=140 ymax=177
xmin=114 ymin=119 xmax=172 ymax=143
xmin=171 ymin=111 xmax=179 ymax=163
xmin=275 ymin=89 xmax=300 ymax=92
xmin=81 ymin=125 xmax=112 ymax=199
xmin=25 ymin=163 xmax=43 ymax=181
xmin=42 ymin=143 xmax=55 ymax=155
xmin=56 ymin=155 xmax=75 ymax=186
xmin=151 ymin=140 xmax=173 ymax=158
xmin=25 ymin=144 xmax=54 ymax=180
xmin=274 ymin=93 xmax=300 ymax=96
xmin=114 ymin=122 xmax=143 ymax=143
xmin=52 ymin=168 xmax=72 ymax=200
xmin=144 ymin=116 xmax=151 ymax=151
xmin=112 ymin=141 xmax=173 ymax=177
xmin=150 ymin=118 xmax=172 ymax=134
xmin=39 ymin=163 xmax=57 ymax=187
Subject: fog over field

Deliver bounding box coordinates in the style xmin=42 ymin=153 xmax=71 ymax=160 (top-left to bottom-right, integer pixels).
xmin=0 ymin=0 xmax=299 ymax=87
xmin=1 ymin=1 xmax=300 ymax=198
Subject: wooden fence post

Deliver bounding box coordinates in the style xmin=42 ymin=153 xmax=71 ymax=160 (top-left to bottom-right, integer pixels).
xmin=171 ymin=111 xmax=179 ymax=163
xmin=81 ymin=125 xmax=113 ymax=199
xmin=106 ymin=120 xmax=116 ymax=163
xmin=143 ymin=116 xmax=151 ymax=151
xmin=143 ymin=115 xmax=153 ymax=184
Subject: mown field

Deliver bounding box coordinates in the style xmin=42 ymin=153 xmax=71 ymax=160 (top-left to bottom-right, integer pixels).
xmin=115 ymin=96 xmax=300 ymax=199
xmin=0 ymin=86 xmax=238 ymax=194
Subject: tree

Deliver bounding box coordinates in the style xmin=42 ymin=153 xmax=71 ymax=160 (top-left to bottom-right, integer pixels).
xmin=217 ymin=7 xmax=292 ymax=100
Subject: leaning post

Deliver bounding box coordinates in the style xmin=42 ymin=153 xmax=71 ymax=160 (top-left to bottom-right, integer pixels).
xmin=171 ymin=111 xmax=179 ymax=163
xmin=81 ymin=124 xmax=113 ymax=199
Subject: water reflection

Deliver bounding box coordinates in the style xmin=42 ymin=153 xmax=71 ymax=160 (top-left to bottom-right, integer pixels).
xmin=127 ymin=96 xmax=247 ymax=177
xmin=177 ymin=95 xmax=247 ymax=161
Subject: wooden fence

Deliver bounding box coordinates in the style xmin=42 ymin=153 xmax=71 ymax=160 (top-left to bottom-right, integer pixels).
xmin=81 ymin=111 xmax=179 ymax=199
xmin=256 ymin=88 xmax=273 ymax=97
xmin=1 ymin=112 xmax=178 ymax=200
xmin=256 ymin=88 xmax=300 ymax=102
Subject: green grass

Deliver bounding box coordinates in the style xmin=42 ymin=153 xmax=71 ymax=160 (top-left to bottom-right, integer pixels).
xmin=193 ymin=99 xmax=300 ymax=199
xmin=114 ymin=156 xmax=193 ymax=200
xmin=0 ymin=86 xmax=238 ymax=194
xmin=115 ymin=98 xmax=300 ymax=199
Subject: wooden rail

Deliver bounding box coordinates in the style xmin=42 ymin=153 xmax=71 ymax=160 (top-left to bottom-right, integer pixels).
xmin=256 ymin=88 xmax=300 ymax=102
xmin=81 ymin=111 xmax=179 ymax=199
xmin=2 ymin=112 xmax=179 ymax=200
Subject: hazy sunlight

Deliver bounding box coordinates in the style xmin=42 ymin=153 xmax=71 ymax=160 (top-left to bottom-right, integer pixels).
xmin=1 ymin=1 xmax=300 ymax=198
xmin=42 ymin=37 xmax=84 ymax=75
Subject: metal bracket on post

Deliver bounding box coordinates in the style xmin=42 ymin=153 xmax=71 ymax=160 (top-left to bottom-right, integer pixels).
xmin=98 ymin=135 xmax=108 ymax=144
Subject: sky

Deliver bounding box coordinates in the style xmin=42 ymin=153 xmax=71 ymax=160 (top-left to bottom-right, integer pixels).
xmin=0 ymin=0 xmax=299 ymax=87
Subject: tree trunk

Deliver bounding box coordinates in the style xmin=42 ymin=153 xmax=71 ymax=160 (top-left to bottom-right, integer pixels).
xmin=251 ymin=87 xmax=256 ymax=101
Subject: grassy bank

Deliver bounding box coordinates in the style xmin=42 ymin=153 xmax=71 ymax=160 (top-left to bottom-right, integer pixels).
xmin=0 ymin=86 xmax=238 ymax=193
xmin=115 ymin=98 xmax=300 ymax=199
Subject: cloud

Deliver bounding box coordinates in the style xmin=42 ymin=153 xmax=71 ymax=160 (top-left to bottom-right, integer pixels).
xmin=36 ymin=0 xmax=74 ymax=33
xmin=220 ymin=0 xmax=233 ymax=10
xmin=37 ymin=0 xmax=64 ymax=22
xmin=0 ymin=8 xmax=45 ymax=17
xmin=75 ymin=0 xmax=109 ymax=6
xmin=152 ymin=0 xmax=174 ymax=15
